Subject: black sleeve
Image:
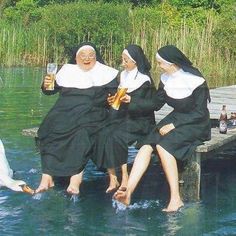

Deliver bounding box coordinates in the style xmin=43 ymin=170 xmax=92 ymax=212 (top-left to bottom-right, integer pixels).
xmin=128 ymin=81 xmax=166 ymax=113
xmin=172 ymin=82 xmax=210 ymax=128
xmin=103 ymin=77 xmax=119 ymax=110
xmin=105 ymin=77 xmax=119 ymax=96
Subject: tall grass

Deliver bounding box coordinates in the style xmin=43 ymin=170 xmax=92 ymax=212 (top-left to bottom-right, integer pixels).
xmin=129 ymin=13 xmax=236 ymax=87
xmin=0 ymin=11 xmax=235 ymax=88
xmin=0 ymin=24 xmax=66 ymax=67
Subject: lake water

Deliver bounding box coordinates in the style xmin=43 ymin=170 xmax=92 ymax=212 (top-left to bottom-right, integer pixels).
xmin=0 ymin=67 xmax=236 ymax=236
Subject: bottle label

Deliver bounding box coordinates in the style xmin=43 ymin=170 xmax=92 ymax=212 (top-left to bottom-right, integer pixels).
xmin=219 ymin=120 xmax=227 ymax=133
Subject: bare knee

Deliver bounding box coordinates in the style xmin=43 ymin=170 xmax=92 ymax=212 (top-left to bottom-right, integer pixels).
xmin=141 ymin=145 xmax=153 ymax=153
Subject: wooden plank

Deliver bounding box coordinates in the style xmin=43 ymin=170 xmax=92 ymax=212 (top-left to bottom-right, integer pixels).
xmin=195 ymin=128 xmax=236 ymax=152
xmin=22 ymin=127 xmax=39 ymax=137
xmin=209 ymin=86 xmax=236 ymax=119
xmin=154 ymin=85 xmax=236 ymax=120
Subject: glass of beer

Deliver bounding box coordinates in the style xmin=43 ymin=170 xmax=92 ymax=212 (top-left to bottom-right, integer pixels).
xmin=111 ymin=87 xmax=128 ymax=110
xmin=46 ymin=63 xmax=58 ymax=90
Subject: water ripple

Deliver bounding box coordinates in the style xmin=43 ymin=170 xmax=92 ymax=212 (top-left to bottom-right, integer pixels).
xmin=204 ymin=226 xmax=236 ymax=236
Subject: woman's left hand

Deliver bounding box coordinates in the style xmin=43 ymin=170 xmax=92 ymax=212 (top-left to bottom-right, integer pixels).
xmin=120 ymin=94 xmax=131 ymax=103
xmin=159 ymin=123 xmax=175 ymax=136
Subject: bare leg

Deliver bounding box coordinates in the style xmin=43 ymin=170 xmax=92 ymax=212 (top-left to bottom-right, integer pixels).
xmin=35 ymin=173 xmax=54 ymax=193
xmin=113 ymin=145 xmax=153 ymax=205
xmin=156 ymin=145 xmax=184 ymax=212
xmin=67 ymin=171 xmax=83 ymax=195
xmin=106 ymin=168 xmax=120 ymax=193
xmin=119 ymin=163 xmax=129 ymax=190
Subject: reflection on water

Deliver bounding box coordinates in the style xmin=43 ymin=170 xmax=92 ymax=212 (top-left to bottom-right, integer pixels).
xmin=0 ymin=67 xmax=236 ymax=235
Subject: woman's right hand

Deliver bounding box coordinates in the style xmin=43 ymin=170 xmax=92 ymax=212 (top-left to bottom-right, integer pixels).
xmin=159 ymin=123 xmax=175 ymax=136
xmin=43 ymin=75 xmax=53 ymax=89
xmin=107 ymin=93 xmax=116 ymax=105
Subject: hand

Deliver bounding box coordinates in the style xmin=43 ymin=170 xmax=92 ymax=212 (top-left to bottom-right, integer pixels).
xmin=159 ymin=123 xmax=175 ymax=136
xmin=120 ymin=94 xmax=131 ymax=103
xmin=107 ymin=93 xmax=116 ymax=106
xmin=43 ymin=75 xmax=53 ymax=89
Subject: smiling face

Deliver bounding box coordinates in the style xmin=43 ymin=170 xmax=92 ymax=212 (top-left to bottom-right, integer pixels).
xmin=121 ymin=53 xmax=137 ymax=71
xmin=156 ymin=58 xmax=172 ymax=72
xmin=76 ymin=48 xmax=96 ymax=71
xmin=156 ymin=58 xmax=179 ymax=74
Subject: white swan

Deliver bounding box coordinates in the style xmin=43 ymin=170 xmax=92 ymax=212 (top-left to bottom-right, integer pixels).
xmin=0 ymin=139 xmax=34 ymax=194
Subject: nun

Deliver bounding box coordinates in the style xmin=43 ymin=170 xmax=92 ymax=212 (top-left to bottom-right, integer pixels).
xmin=92 ymin=44 xmax=156 ymax=193
xmin=114 ymin=45 xmax=211 ymax=212
xmin=36 ymin=42 xmax=119 ymax=195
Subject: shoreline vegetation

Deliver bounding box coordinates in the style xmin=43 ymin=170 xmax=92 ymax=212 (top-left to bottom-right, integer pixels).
xmin=0 ymin=0 xmax=235 ymax=88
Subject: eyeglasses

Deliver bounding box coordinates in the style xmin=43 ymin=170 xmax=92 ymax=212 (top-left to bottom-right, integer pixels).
xmin=79 ymin=54 xmax=96 ymax=60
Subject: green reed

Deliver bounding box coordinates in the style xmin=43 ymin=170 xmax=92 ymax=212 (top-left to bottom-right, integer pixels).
xmin=129 ymin=13 xmax=236 ymax=88
xmin=0 ymin=14 xmax=235 ymax=88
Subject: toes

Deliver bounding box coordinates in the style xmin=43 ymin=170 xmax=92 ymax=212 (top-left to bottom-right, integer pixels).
xmin=162 ymin=203 xmax=184 ymax=212
xmin=67 ymin=186 xmax=79 ymax=195
xmin=118 ymin=187 xmax=127 ymax=191
xmin=106 ymin=186 xmax=118 ymax=193
xmin=113 ymin=189 xmax=126 ymax=200
xmin=35 ymin=185 xmax=48 ymax=194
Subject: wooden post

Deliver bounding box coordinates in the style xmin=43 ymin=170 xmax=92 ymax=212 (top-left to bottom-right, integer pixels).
xmin=179 ymin=152 xmax=201 ymax=201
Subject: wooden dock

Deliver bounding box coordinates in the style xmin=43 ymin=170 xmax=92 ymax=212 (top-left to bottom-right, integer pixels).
xmin=22 ymin=85 xmax=236 ymax=201
xmin=154 ymin=85 xmax=236 ymax=121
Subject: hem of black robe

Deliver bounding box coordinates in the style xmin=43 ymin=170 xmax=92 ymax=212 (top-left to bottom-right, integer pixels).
xmin=93 ymin=159 xmax=128 ymax=169
xmin=156 ymin=142 xmax=201 ymax=161
xmin=42 ymin=166 xmax=85 ymax=177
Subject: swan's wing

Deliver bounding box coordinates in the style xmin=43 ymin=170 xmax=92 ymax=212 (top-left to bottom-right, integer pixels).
xmin=0 ymin=139 xmax=13 ymax=177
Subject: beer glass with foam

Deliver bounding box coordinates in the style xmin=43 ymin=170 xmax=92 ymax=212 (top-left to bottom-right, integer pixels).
xmin=46 ymin=63 xmax=58 ymax=90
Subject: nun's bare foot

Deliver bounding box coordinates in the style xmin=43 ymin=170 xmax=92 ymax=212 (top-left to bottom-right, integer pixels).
xmin=119 ymin=175 xmax=128 ymax=191
xmin=113 ymin=188 xmax=131 ymax=206
xmin=35 ymin=174 xmax=54 ymax=193
xmin=162 ymin=199 xmax=184 ymax=212
xmin=67 ymin=174 xmax=82 ymax=195
xmin=106 ymin=176 xmax=120 ymax=193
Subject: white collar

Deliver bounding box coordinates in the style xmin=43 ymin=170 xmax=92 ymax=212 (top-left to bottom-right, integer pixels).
xmin=119 ymin=67 xmax=150 ymax=93
xmin=56 ymin=62 xmax=118 ymax=89
xmin=161 ymin=69 xmax=205 ymax=99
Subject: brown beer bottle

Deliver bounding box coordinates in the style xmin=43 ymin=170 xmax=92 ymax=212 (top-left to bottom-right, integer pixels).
xmin=219 ymin=105 xmax=227 ymax=134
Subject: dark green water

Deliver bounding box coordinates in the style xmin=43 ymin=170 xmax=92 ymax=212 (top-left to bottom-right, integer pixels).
xmin=0 ymin=67 xmax=236 ymax=236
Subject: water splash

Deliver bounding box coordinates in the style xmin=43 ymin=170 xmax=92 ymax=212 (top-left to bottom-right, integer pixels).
xmin=28 ymin=168 xmax=37 ymax=174
xmin=112 ymin=198 xmax=159 ymax=213
xmin=112 ymin=199 xmax=128 ymax=213
xmin=32 ymin=192 xmax=43 ymax=200
xmin=70 ymin=194 xmax=79 ymax=203
xmin=129 ymin=199 xmax=159 ymax=210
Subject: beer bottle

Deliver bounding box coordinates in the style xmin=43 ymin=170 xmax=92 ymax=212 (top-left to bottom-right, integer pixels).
xmin=219 ymin=105 xmax=227 ymax=134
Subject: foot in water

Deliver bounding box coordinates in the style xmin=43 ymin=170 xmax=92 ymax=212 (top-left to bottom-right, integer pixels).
xmin=119 ymin=178 xmax=128 ymax=192
xmin=35 ymin=174 xmax=54 ymax=193
xmin=162 ymin=199 xmax=184 ymax=212
xmin=106 ymin=177 xmax=120 ymax=193
xmin=113 ymin=188 xmax=131 ymax=206
xmin=67 ymin=174 xmax=82 ymax=195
